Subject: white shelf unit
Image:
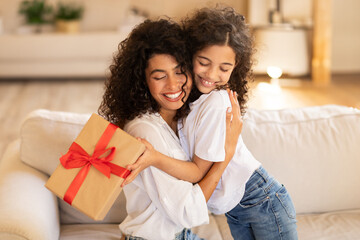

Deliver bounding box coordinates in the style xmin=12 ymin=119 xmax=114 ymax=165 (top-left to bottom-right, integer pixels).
xmin=0 ymin=31 xmax=127 ymax=78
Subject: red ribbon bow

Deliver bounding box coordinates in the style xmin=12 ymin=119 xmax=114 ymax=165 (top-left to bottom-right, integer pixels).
xmin=60 ymin=123 xmax=131 ymax=205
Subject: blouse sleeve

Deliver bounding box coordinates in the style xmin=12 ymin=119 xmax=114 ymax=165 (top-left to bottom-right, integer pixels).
xmin=125 ymin=121 xmax=209 ymax=228
xmin=194 ymin=91 xmax=230 ymax=162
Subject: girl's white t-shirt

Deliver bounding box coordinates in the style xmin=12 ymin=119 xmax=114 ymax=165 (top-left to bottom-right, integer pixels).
xmin=178 ymin=89 xmax=261 ymax=214
xmin=120 ymin=113 xmax=209 ymax=240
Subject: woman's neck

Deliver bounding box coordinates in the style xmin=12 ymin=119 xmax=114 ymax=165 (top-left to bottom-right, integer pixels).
xmin=160 ymin=110 xmax=177 ymax=133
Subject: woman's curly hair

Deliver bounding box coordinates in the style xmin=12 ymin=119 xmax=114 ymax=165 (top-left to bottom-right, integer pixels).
xmin=182 ymin=7 xmax=254 ymax=115
xmin=98 ymin=19 xmax=192 ymax=127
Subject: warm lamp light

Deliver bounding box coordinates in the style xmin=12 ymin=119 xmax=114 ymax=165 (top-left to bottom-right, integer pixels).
xmin=256 ymin=66 xmax=282 ymax=94
xmin=267 ymin=66 xmax=283 ymax=79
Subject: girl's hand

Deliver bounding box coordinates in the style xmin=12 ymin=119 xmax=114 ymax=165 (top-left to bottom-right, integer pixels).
xmin=224 ymin=89 xmax=243 ymax=160
xmin=121 ymin=138 xmax=159 ymax=187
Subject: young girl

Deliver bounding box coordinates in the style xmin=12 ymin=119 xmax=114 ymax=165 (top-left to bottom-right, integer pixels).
xmin=124 ymin=7 xmax=298 ymax=240
xmin=99 ymin=18 xmax=242 ymax=240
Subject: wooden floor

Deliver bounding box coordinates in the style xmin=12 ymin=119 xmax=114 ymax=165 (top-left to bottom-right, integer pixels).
xmin=0 ymin=74 xmax=360 ymax=160
xmin=248 ymin=74 xmax=360 ymax=110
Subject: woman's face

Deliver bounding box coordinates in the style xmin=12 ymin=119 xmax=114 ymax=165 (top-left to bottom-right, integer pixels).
xmin=145 ymin=54 xmax=192 ymax=118
xmin=193 ymin=45 xmax=236 ymax=94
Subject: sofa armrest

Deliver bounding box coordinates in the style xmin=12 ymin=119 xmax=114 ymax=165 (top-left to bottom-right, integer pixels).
xmin=0 ymin=140 xmax=60 ymax=240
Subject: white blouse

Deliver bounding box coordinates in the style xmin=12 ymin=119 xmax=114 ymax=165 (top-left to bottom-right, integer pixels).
xmin=178 ymin=89 xmax=261 ymax=214
xmin=119 ymin=113 xmax=209 ymax=240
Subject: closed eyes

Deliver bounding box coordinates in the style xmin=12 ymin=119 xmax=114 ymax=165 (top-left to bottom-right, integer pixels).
xmin=153 ymin=76 xmax=166 ymax=80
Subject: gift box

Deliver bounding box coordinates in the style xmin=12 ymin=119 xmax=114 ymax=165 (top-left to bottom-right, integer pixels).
xmin=45 ymin=113 xmax=145 ymax=220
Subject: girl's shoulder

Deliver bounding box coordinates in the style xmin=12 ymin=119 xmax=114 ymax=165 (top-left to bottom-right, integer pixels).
xmin=199 ymin=89 xmax=230 ymax=109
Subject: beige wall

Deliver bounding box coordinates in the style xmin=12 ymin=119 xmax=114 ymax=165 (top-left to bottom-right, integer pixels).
xmin=0 ymin=0 xmax=22 ymax=33
xmin=0 ymin=0 xmax=246 ymax=32
xmin=130 ymin=0 xmax=247 ymax=20
xmin=331 ymin=0 xmax=360 ymax=73
xmin=237 ymin=0 xmax=360 ymax=74
xmin=248 ymin=0 xmax=312 ymax=26
xmin=0 ymin=0 xmax=130 ymax=32
xmin=0 ymin=0 xmax=359 ymax=73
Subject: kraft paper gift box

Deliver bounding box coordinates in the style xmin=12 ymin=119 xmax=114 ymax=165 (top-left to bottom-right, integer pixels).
xmin=45 ymin=113 xmax=145 ymax=220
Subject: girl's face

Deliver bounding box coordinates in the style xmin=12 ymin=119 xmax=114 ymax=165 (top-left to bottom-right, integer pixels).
xmin=193 ymin=45 xmax=236 ymax=94
xmin=146 ymin=54 xmax=192 ymax=119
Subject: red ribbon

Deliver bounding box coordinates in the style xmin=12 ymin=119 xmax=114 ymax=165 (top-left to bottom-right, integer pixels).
xmin=60 ymin=123 xmax=131 ymax=205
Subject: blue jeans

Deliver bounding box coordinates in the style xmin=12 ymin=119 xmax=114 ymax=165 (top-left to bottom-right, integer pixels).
xmin=125 ymin=228 xmax=203 ymax=240
xmin=175 ymin=229 xmax=204 ymax=240
xmin=225 ymin=166 xmax=298 ymax=240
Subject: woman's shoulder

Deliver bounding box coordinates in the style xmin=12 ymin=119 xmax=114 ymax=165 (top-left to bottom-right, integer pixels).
xmin=124 ymin=113 xmax=163 ymax=136
xmin=124 ymin=112 xmax=179 ymax=156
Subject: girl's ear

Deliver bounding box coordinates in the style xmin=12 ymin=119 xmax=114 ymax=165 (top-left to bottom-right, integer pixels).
xmin=232 ymin=55 xmax=238 ymax=67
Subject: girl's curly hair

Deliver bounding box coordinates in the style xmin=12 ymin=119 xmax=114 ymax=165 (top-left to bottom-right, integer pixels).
xmin=182 ymin=7 xmax=254 ymax=115
xmin=98 ymin=19 xmax=192 ymax=127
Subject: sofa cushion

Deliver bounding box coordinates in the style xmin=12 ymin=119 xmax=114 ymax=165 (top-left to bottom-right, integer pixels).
xmin=59 ymin=214 xmax=223 ymax=240
xmin=242 ymin=105 xmax=360 ymax=214
xmin=20 ymin=109 xmax=90 ymax=175
xmin=60 ymin=224 xmax=122 ymax=240
xmin=20 ymin=109 xmax=127 ymax=224
xmin=20 ymin=105 xmax=360 ymax=220
xmin=297 ymin=209 xmax=360 ymax=239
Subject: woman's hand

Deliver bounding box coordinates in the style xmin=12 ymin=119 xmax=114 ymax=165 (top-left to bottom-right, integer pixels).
xmin=121 ymin=138 xmax=159 ymax=187
xmin=224 ymin=89 xmax=243 ymax=160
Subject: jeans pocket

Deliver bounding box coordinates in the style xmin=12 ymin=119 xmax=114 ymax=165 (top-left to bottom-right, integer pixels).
xmin=275 ymin=185 xmax=296 ymax=219
xmin=239 ymin=194 xmax=270 ymax=208
xmin=225 ymin=211 xmax=239 ymax=223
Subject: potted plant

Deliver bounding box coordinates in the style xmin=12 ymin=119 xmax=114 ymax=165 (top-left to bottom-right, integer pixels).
xmin=55 ymin=2 xmax=84 ymax=33
xmin=18 ymin=0 xmax=53 ymax=33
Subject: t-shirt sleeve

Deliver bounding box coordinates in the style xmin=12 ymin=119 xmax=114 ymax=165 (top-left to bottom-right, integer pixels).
xmin=125 ymin=120 xmax=209 ymax=228
xmin=125 ymin=121 xmax=167 ymax=154
xmin=194 ymin=92 xmax=230 ymax=162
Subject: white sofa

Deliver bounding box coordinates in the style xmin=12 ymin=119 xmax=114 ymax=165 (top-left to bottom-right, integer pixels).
xmin=0 ymin=105 xmax=359 ymax=240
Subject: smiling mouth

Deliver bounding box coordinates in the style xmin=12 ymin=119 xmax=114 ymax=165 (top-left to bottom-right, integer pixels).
xmin=199 ymin=76 xmax=216 ymax=87
xmin=163 ymin=90 xmax=184 ymax=101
